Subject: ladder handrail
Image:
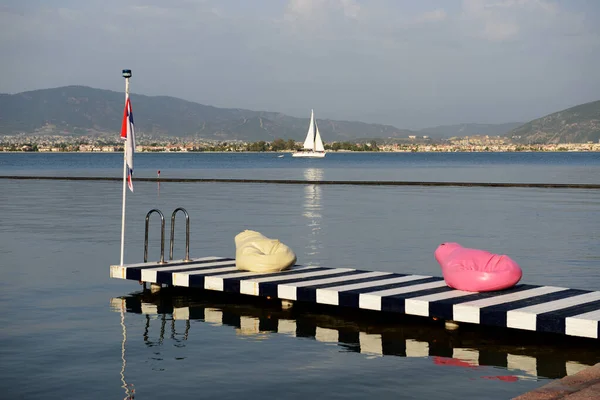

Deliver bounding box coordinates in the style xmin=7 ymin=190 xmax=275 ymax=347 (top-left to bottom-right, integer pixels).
xmin=169 ymin=207 xmax=191 ymax=262
xmin=144 ymin=209 xmax=167 ymax=264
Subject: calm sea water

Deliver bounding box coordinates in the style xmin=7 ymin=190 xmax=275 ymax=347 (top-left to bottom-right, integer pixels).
xmin=1 ymin=152 xmax=599 ymax=399
xmin=2 ymin=151 xmax=600 ymax=183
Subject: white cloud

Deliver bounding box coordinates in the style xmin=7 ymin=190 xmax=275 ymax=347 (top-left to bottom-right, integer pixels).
xmin=285 ymin=0 xmax=360 ymax=20
xmin=340 ymin=0 xmax=360 ymax=19
xmin=414 ymin=8 xmax=447 ymax=24
xmin=483 ymin=20 xmax=519 ymax=41
xmin=461 ymin=0 xmax=559 ymax=41
xmin=286 ymin=0 xmax=313 ymax=16
xmin=490 ymin=0 xmax=558 ymax=14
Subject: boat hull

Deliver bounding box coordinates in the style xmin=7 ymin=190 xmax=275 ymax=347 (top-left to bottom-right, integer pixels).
xmin=292 ymin=152 xmax=326 ymax=158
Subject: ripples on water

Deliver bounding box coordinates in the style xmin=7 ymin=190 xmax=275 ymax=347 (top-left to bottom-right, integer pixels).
xmin=0 ymin=153 xmax=599 ymax=399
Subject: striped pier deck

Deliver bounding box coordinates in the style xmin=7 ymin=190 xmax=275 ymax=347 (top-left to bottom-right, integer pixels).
xmin=110 ymin=256 xmax=600 ymax=339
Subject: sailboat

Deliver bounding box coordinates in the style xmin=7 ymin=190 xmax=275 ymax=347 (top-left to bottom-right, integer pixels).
xmin=292 ymin=109 xmax=326 ymax=158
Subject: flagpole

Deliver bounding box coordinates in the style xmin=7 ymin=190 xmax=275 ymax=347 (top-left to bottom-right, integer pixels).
xmin=120 ymin=69 xmax=132 ymax=266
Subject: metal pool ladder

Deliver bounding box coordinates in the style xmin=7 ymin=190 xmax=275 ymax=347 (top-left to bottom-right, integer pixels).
xmin=144 ymin=207 xmax=191 ymax=264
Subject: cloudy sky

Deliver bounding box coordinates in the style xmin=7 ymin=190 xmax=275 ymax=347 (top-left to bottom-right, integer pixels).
xmin=1 ymin=0 xmax=599 ymax=128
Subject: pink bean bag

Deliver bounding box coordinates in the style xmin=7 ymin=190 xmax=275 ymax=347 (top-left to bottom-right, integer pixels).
xmin=434 ymin=242 xmax=522 ymax=292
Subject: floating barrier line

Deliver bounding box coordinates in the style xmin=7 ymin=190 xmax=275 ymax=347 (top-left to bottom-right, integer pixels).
xmin=2 ymin=175 xmax=600 ymax=189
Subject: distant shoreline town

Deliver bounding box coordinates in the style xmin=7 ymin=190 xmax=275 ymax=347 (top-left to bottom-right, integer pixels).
xmin=2 ymin=135 xmax=599 ymax=153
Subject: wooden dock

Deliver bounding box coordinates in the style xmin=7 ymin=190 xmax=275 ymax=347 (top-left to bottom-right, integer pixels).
xmin=110 ymin=256 xmax=600 ymax=340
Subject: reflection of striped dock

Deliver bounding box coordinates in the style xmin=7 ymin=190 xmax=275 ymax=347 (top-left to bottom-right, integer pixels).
xmin=110 ymin=256 xmax=600 ymax=339
xmin=110 ymin=297 xmax=595 ymax=380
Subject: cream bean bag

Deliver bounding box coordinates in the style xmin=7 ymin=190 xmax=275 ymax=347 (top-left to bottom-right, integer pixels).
xmin=235 ymin=230 xmax=297 ymax=273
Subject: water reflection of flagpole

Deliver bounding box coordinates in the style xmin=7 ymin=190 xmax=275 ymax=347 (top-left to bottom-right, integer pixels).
xmin=119 ymin=300 xmax=134 ymax=400
xmin=303 ymin=168 xmax=323 ymax=260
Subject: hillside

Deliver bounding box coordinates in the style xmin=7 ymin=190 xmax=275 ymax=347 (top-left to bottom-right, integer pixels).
xmin=0 ymin=86 xmax=415 ymax=142
xmin=419 ymin=122 xmax=523 ymax=138
xmin=3 ymin=86 xmax=598 ymax=144
xmin=508 ymin=100 xmax=600 ymax=144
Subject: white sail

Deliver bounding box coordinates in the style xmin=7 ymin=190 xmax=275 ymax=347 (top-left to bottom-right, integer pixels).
xmin=292 ymin=109 xmax=326 ymax=158
xmin=314 ymin=122 xmax=325 ymax=152
xmin=302 ymin=110 xmax=315 ymax=150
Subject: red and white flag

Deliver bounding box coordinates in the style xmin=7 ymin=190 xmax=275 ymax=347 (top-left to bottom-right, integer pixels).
xmin=121 ymin=97 xmax=135 ymax=192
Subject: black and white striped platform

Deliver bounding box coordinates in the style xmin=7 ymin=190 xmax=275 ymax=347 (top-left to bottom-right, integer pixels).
xmin=110 ymin=256 xmax=600 ymax=339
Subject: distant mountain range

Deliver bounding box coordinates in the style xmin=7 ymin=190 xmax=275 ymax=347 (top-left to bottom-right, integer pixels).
xmin=0 ymin=86 xmax=598 ymax=143
xmin=0 ymin=86 xmax=414 ymax=142
xmin=418 ymin=122 xmax=524 ymax=138
xmin=507 ymin=100 xmax=600 ymax=144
